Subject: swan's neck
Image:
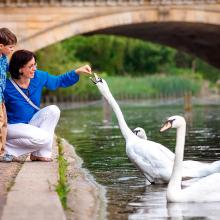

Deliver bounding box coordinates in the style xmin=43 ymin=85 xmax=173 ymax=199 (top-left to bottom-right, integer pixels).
xmin=101 ymin=87 xmax=133 ymax=140
xmin=167 ymin=124 xmax=186 ymax=194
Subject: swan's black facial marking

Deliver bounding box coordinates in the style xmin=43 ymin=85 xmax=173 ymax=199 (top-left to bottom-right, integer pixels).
xmin=160 ymin=118 xmax=175 ymax=132
xmin=133 ymin=130 xmax=140 ymax=135
xmin=97 ymin=78 xmax=103 ymax=83
xmin=133 ymin=129 xmax=140 ymax=135
xmin=161 ymin=118 xmax=175 ymax=127
xmin=90 ymin=76 xmax=103 ymax=84
xmin=167 ymin=118 xmax=176 ymax=126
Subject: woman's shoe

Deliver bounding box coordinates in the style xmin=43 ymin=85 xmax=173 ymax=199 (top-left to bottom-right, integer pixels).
xmin=1 ymin=153 xmax=14 ymax=162
xmin=30 ymin=154 xmax=53 ymax=162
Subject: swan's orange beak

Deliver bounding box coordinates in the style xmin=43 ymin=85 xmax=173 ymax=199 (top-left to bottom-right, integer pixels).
xmin=160 ymin=121 xmax=172 ymax=132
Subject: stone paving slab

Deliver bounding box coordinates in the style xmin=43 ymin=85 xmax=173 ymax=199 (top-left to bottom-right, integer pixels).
xmin=0 ymin=161 xmax=23 ymax=219
xmin=1 ymin=143 xmax=66 ymax=220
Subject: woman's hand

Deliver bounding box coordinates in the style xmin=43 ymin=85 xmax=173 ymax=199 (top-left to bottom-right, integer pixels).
xmin=75 ymin=65 xmax=92 ymax=76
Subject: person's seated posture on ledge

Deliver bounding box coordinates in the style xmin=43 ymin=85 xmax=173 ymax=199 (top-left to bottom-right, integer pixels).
xmin=2 ymin=49 xmax=91 ymax=162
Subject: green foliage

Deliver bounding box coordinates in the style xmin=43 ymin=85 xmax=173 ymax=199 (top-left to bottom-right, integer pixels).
xmin=172 ymin=50 xmax=220 ymax=82
xmin=123 ymin=39 xmax=175 ymax=74
xmin=194 ymin=59 xmax=220 ymax=82
xmin=74 ymin=35 xmax=127 ymax=74
xmin=36 ymin=34 xmax=220 ymax=80
xmin=56 ymin=137 xmax=70 ymax=210
xmin=174 ymin=51 xmax=194 ymax=69
xmin=35 ymin=34 xmax=219 ymax=99
xmin=37 ymin=43 xmax=74 ymax=74
xmin=70 ymin=35 xmax=175 ymax=75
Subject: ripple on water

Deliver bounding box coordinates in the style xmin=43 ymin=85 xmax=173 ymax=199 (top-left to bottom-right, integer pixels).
xmin=117 ymin=177 xmax=138 ymax=182
xmin=70 ymin=129 xmax=85 ymax=133
xmin=57 ymin=105 xmax=220 ymax=220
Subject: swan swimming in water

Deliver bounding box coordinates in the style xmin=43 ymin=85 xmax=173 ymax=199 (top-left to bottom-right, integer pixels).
xmin=161 ymin=115 xmax=220 ymax=202
xmin=135 ymin=126 xmax=220 ymax=179
xmin=91 ymin=73 xmax=220 ymax=185
xmin=133 ymin=127 xmax=175 ymax=162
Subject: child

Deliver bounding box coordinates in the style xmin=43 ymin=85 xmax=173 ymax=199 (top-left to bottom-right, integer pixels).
xmin=0 ymin=28 xmax=17 ymax=157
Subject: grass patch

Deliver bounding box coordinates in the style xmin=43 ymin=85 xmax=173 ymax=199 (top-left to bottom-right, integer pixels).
xmin=61 ymin=74 xmax=203 ymax=100
xmin=41 ymin=74 xmax=204 ymax=101
xmin=56 ymin=137 xmax=70 ymax=209
xmin=104 ymin=74 xmax=202 ymax=99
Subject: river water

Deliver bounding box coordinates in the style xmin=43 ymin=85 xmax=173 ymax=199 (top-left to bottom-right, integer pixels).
xmin=56 ymin=103 xmax=220 ymax=220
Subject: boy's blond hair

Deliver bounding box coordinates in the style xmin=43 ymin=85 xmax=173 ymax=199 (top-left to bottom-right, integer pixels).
xmin=0 ymin=27 xmax=17 ymax=46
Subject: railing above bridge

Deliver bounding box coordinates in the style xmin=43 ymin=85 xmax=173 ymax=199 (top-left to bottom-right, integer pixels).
xmin=0 ymin=0 xmax=219 ymax=7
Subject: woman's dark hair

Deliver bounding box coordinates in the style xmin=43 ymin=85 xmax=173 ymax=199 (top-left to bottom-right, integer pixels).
xmin=9 ymin=50 xmax=36 ymax=79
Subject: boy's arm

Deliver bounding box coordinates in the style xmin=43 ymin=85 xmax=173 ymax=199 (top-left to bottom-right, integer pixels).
xmin=6 ymin=58 xmax=9 ymax=72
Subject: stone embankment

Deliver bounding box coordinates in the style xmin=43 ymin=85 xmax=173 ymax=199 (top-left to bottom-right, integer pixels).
xmin=0 ymin=138 xmax=106 ymax=220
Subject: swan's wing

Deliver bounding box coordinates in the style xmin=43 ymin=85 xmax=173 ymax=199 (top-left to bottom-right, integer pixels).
xmin=155 ymin=143 xmax=175 ymax=161
xmin=181 ymin=173 xmax=220 ymax=202
xmin=144 ymin=140 xmax=175 ymax=163
xmin=126 ymin=145 xmax=156 ymax=183
xmin=146 ymin=141 xmax=174 ymax=182
xmin=183 ymin=160 xmax=220 ymax=178
xmin=211 ymin=160 xmax=220 ymax=173
xmin=127 ymin=140 xmax=173 ymax=182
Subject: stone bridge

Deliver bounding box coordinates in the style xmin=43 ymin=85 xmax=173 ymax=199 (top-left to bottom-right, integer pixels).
xmin=1 ymin=0 xmax=220 ymax=68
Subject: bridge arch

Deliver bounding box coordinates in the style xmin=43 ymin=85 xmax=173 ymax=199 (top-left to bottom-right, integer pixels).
xmin=11 ymin=6 xmax=220 ymax=69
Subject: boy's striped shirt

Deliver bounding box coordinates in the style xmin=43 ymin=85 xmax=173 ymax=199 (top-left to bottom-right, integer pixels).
xmin=0 ymin=55 xmax=8 ymax=103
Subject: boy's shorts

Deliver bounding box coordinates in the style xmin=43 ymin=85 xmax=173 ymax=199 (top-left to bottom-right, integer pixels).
xmin=0 ymin=103 xmax=7 ymax=156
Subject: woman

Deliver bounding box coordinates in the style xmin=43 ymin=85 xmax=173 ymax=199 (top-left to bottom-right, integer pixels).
xmin=2 ymin=49 xmax=92 ymax=162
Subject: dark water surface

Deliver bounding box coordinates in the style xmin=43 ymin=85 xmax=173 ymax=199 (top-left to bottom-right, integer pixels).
xmin=56 ymin=104 xmax=220 ymax=220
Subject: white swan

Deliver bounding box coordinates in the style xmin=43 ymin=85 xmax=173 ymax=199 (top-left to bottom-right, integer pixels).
xmin=135 ymin=126 xmax=220 ymax=179
xmin=90 ymin=74 xmax=220 ymax=184
xmin=133 ymin=127 xmax=175 ymax=162
xmin=160 ymin=115 xmax=220 ymax=202
xmin=133 ymin=127 xmax=147 ymax=140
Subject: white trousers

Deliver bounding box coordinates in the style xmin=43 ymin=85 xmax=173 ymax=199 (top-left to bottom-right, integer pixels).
xmin=5 ymin=105 xmax=60 ymax=158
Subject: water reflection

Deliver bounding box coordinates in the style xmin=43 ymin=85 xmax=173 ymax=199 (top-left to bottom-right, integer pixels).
xmin=184 ymin=110 xmax=193 ymax=127
xmin=128 ymin=185 xmax=220 ymax=220
xmin=103 ymin=97 xmax=112 ymax=125
xmin=57 ymin=104 xmax=220 ymax=220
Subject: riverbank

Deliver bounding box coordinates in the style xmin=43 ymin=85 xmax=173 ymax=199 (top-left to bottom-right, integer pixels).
xmin=60 ymin=138 xmax=107 ymax=220
xmin=0 ymin=137 xmax=107 ymax=220
xmin=43 ymin=94 xmax=220 ymax=111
